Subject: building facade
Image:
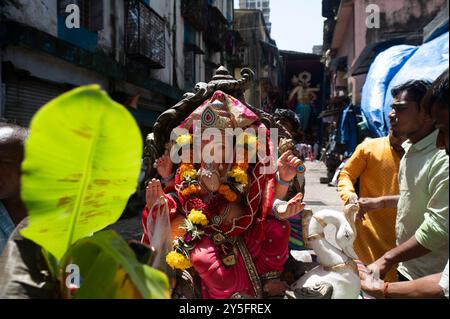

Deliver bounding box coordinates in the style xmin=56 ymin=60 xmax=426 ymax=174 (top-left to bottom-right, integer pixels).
xmin=238 ymin=0 xmax=271 ymax=32
xmin=317 ymin=0 xmax=447 ymax=183
xmin=234 ymin=9 xmax=280 ymax=111
xmin=322 ymin=0 xmax=446 ymax=106
xmin=0 ymin=0 xmax=237 ymax=137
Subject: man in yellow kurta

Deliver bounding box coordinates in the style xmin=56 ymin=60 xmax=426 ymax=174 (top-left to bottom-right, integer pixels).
xmin=338 ymin=130 xmax=406 ymax=282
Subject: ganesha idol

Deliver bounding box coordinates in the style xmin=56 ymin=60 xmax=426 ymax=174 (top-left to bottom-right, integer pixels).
xmin=141 ymin=67 xmax=306 ymax=299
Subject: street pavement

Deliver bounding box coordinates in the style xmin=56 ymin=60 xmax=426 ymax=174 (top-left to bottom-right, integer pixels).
xmin=303 ymin=160 xmax=343 ymax=212
xmin=302 ymin=160 xmax=343 ymax=248
xmin=108 ymin=160 xmax=344 ymax=243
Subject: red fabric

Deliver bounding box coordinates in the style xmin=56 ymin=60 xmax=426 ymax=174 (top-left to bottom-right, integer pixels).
xmin=142 ymin=198 xmax=291 ymax=299
xmin=191 ymin=218 xmax=290 ymax=299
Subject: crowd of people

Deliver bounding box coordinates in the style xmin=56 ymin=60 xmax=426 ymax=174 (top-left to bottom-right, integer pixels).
xmin=0 ymin=68 xmax=448 ymax=299
xmin=340 ymin=70 xmax=449 ymax=298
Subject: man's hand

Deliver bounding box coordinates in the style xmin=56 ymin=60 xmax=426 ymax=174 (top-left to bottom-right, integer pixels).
xmin=153 ymin=152 xmax=173 ymax=179
xmin=278 ymin=150 xmax=302 ymax=183
xmin=358 ymin=197 xmax=384 ymax=214
xmin=359 ymin=266 xmax=385 ymax=299
xmin=367 ymin=255 xmax=393 ymax=280
xmin=347 ymin=194 xmax=366 ymax=221
xmin=348 ymin=194 xmax=359 ymax=205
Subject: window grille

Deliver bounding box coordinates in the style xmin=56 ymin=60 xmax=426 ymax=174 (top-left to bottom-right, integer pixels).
xmin=125 ymin=0 xmax=166 ymax=69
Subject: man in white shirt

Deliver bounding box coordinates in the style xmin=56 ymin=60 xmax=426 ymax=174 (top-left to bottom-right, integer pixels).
xmin=360 ymin=69 xmax=449 ymax=298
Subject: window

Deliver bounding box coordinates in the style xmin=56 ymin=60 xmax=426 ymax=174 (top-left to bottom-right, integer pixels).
xmin=57 ymin=0 xmax=103 ymax=32
xmin=125 ymin=0 xmax=166 ymax=68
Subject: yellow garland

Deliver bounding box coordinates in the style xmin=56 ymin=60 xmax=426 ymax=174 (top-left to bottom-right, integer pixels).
xmin=188 ymin=209 xmax=209 ymax=226
xmin=227 ymin=166 xmax=249 ymax=185
xmin=182 ymin=169 xmax=197 ymax=180
xmin=179 ymin=163 xmax=194 ymax=176
xmin=166 ymin=251 xmax=192 ymax=270
xmin=176 ymin=134 xmax=193 ymax=146
xmin=237 ymin=132 xmax=258 ymax=148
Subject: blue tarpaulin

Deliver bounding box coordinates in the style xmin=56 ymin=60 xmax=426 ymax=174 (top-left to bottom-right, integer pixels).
xmin=361 ymin=45 xmax=417 ymax=137
xmin=361 ymin=31 xmax=449 ymax=137
xmin=383 ymin=32 xmax=449 ymax=134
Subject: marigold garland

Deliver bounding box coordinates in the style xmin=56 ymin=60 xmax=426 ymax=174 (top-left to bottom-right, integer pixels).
xmin=237 ymin=132 xmax=258 ymax=150
xmin=166 ymin=209 xmax=209 ymax=270
xmin=179 ymin=164 xmax=196 ymax=179
xmin=219 ymin=184 xmax=238 ymax=202
xmin=176 ymin=134 xmax=193 ymax=146
xmin=188 ymin=209 xmax=209 ymax=226
xmin=182 ymin=169 xmax=197 ymax=180
xmin=236 ymin=162 xmax=249 ymax=171
xmin=167 ymin=139 xmax=254 ymax=270
xmin=166 ymin=251 xmax=192 ymax=270
xmin=227 ymin=166 xmax=249 ymax=185
xmin=181 ymin=184 xmax=201 ymax=197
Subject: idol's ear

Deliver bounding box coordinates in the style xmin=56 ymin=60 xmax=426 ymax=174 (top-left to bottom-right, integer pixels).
xmin=301 ymin=209 xmax=314 ymax=249
xmin=343 ymin=204 xmax=358 ymax=235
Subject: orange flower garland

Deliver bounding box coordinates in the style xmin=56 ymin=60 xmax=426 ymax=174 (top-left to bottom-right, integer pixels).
xmin=219 ymin=184 xmax=238 ymax=202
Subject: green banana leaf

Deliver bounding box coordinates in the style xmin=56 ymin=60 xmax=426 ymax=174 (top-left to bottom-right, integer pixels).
xmin=20 ymin=85 xmax=143 ymax=260
xmin=61 ymin=230 xmax=170 ymax=299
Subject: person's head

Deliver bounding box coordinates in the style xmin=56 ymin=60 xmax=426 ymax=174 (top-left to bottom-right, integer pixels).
xmin=274 ymin=109 xmax=301 ymax=133
xmin=422 ymin=69 xmax=449 ymax=154
xmin=0 ymin=122 xmax=28 ymax=200
xmin=389 ymin=80 xmax=433 ymax=142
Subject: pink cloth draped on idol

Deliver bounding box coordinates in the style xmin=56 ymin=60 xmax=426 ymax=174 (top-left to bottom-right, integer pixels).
xmin=142 ymin=91 xmax=290 ymax=299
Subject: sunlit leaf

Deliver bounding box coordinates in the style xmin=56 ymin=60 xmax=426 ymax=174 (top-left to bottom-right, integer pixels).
xmin=20 ymin=85 xmax=143 ymax=260
xmin=62 ymin=231 xmax=170 ymax=299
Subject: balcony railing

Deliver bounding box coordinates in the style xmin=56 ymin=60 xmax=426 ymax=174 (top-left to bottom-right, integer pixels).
xmin=125 ymin=0 xmax=166 ymax=69
xmin=204 ymin=6 xmax=228 ymax=51
xmin=225 ymin=31 xmax=245 ymax=66
xmin=181 ymin=0 xmax=208 ymax=31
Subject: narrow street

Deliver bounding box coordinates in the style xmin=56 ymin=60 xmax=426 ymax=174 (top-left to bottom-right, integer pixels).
xmin=303 ymin=161 xmax=342 ymax=212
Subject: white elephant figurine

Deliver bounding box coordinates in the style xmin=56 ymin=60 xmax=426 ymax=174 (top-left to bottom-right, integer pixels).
xmin=289 ymin=204 xmax=361 ymax=299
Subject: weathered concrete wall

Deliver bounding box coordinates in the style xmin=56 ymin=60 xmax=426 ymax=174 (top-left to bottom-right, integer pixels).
xmin=4 ymin=45 xmax=109 ymax=88
xmin=331 ymin=0 xmax=445 ymax=102
xmin=336 ymin=14 xmax=355 ymax=64
xmin=363 ymin=0 xmax=446 ymax=44
xmin=112 ymin=0 xmax=127 ymax=63
xmin=97 ymin=0 xmax=114 ymax=55
xmin=6 ymin=0 xmax=58 ymax=36
xmin=4 ymin=0 xmax=237 ymax=102
xmin=5 ymin=0 xmax=176 ymax=86
xmin=353 ymin=0 xmax=367 ymax=64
